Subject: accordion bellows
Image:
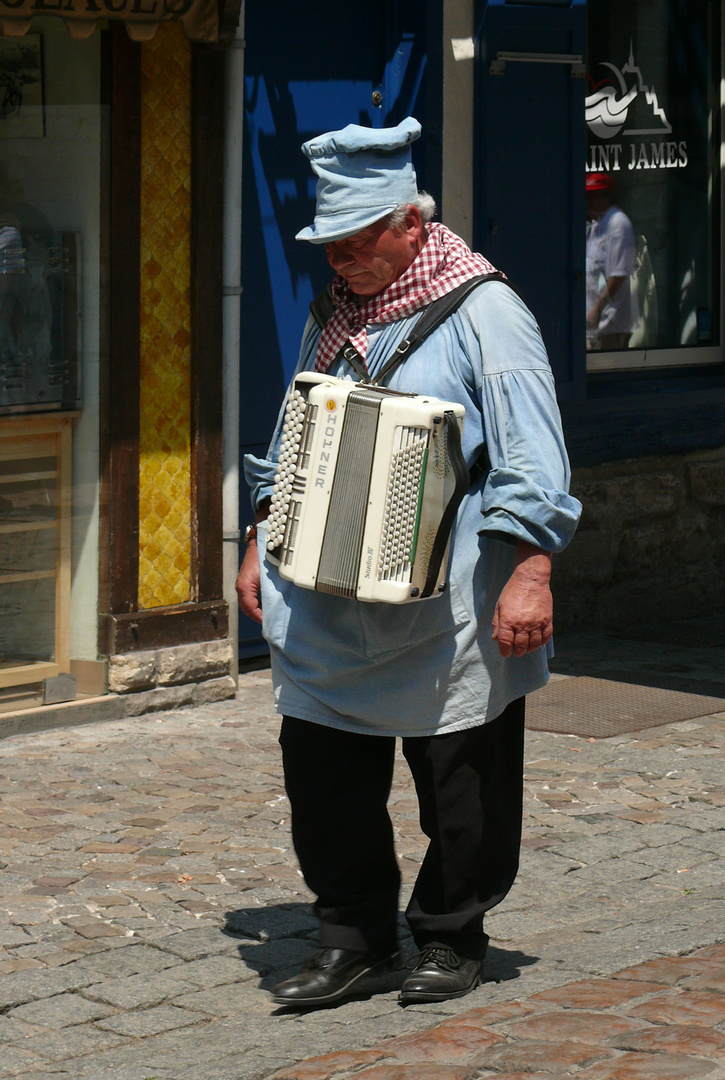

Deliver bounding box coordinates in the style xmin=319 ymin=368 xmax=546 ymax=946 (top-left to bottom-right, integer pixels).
xmin=266 ymin=373 xmax=469 ymax=603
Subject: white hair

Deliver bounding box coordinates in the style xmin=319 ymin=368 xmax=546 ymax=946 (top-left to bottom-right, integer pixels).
xmin=386 ymin=192 xmax=437 ymax=231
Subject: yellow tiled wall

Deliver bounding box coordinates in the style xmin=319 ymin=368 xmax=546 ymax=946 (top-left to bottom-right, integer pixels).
xmin=138 ymin=24 xmax=192 ymax=609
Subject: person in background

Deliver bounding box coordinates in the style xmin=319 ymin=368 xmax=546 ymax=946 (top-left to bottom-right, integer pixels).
xmin=586 ymin=172 xmax=636 ymax=350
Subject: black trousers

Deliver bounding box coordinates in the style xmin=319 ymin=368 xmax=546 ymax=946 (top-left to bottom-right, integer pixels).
xmin=279 ymin=698 xmax=525 ymax=961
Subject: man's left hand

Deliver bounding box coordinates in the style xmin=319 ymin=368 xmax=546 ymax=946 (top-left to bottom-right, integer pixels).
xmin=492 ymin=542 xmax=553 ymax=658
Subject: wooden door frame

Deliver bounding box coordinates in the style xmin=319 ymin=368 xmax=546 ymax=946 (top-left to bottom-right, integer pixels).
xmin=100 ymin=26 xmax=228 ymax=655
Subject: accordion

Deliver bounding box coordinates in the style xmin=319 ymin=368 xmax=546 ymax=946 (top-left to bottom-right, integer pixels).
xmin=265 ymin=373 xmax=469 ymax=603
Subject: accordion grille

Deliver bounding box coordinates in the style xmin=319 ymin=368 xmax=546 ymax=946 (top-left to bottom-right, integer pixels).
xmin=379 ymin=431 xmax=428 ymax=581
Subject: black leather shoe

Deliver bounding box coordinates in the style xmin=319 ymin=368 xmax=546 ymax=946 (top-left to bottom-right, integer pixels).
xmin=399 ymin=945 xmax=482 ymax=1004
xmin=272 ymin=947 xmax=402 ymax=1008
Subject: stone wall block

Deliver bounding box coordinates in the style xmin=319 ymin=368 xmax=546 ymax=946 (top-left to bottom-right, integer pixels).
xmin=122 ymin=684 xmax=195 ymax=717
xmin=615 ymin=513 xmax=713 ymax=581
xmin=688 ymin=459 xmax=725 ymax=506
xmin=572 ymin=472 xmax=680 ymax=529
xmin=155 ymin=640 xmax=234 ymax=687
xmin=107 ymin=651 xmax=157 ymax=694
xmin=570 ymin=481 xmax=613 ymax=530
xmin=553 ymin=531 xmax=622 ymax=586
xmin=596 ymin=576 xmax=725 ymax=628
xmin=191 ymin=675 xmax=238 ymax=706
xmin=554 ymin=451 xmax=725 ymax=632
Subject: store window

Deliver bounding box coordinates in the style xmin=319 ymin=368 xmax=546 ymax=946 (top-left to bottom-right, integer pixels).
xmin=585 ymin=0 xmax=721 ymax=370
xmin=0 ymin=21 xmax=105 ymax=705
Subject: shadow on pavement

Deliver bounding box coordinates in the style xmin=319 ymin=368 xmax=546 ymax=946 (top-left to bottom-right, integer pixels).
xmin=484 ymin=943 xmax=540 ymax=984
xmin=550 ymin=617 xmax=725 ymax=699
xmin=222 ymin=903 xmax=540 ymax=996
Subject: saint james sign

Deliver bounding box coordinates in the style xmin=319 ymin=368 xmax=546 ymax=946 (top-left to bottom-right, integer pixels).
xmin=586 ymin=44 xmax=687 ymax=173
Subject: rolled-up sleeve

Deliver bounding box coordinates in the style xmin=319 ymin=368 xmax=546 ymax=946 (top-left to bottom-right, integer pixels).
xmin=479 ymin=367 xmax=581 ymax=551
xmin=243 ymin=453 xmax=277 ymax=513
xmin=461 ymin=285 xmax=582 ymax=552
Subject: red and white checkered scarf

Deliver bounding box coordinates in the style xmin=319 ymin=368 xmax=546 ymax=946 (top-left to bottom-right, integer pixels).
xmin=314 ymin=222 xmax=499 ymax=373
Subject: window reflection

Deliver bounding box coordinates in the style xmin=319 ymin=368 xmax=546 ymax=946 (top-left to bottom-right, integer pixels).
xmin=585 ymin=0 xmax=719 ymax=354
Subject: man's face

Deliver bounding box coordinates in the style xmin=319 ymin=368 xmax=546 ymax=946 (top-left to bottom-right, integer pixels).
xmin=324 ymin=209 xmax=423 ymax=298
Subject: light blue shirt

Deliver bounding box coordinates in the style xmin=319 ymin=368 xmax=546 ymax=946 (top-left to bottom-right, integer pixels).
xmin=244 ymin=280 xmax=581 ymax=737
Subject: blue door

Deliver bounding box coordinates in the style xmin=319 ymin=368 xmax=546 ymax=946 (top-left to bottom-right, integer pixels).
xmin=475 ymin=0 xmax=587 ymax=399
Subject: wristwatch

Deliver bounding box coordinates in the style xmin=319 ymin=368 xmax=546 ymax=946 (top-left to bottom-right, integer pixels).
xmin=243 ymin=523 xmax=258 ymax=544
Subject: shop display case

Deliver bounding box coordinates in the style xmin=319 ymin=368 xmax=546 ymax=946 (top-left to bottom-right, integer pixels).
xmin=0 ymin=414 xmax=72 ymax=690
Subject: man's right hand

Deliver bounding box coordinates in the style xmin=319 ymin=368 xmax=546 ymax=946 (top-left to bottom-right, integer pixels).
xmin=236 ymin=541 xmax=263 ymax=624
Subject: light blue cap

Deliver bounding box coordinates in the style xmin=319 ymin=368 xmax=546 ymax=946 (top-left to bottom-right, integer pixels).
xmin=295 ymin=117 xmax=422 ymax=244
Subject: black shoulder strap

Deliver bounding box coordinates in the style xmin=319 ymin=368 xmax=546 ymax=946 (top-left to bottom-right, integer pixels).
xmin=309 ymin=283 xmax=336 ymax=329
xmin=420 ymin=410 xmax=471 ymax=597
xmin=370 ymin=272 xmax=515 ymax=385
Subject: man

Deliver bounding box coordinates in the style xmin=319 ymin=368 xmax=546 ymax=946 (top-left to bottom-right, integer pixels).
xmin=237 ymin=118 xmax=581 ymax=1009
xmin=586 ymin=172 xmax=636 ymax=350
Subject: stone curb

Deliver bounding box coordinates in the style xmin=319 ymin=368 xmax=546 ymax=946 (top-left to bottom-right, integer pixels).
xmin=266 ymin=945 xmax=725 ymax=1080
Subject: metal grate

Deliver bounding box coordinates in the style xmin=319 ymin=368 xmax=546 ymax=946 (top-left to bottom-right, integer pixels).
xmin=526 ymin=676 xmax=725 ymax=739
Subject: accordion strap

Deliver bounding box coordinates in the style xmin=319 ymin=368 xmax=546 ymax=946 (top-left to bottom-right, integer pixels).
xmin=421 ymin=410 xmax=470 ymax=598
xmin=309 ymin=282 xmax=336 ymax=330
xmin=339 ymin=342 xmax=370 ymax=382
xmin=369 ymin=272 xmax=513 ymax=386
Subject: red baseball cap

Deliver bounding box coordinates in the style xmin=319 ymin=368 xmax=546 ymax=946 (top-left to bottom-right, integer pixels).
xmin=586 ymin=172 xmax=615 ymax=192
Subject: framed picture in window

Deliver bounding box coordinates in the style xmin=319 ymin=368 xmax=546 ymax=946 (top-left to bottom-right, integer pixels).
xmin=0 ymin=35 xmax=44 ymax=139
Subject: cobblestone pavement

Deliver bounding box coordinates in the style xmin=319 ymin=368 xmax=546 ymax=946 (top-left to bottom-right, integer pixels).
xmin=0 ymin=659 xmax=723 ymax=1080
xmin=268 ymin=945 xmax=725 ymax=1080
